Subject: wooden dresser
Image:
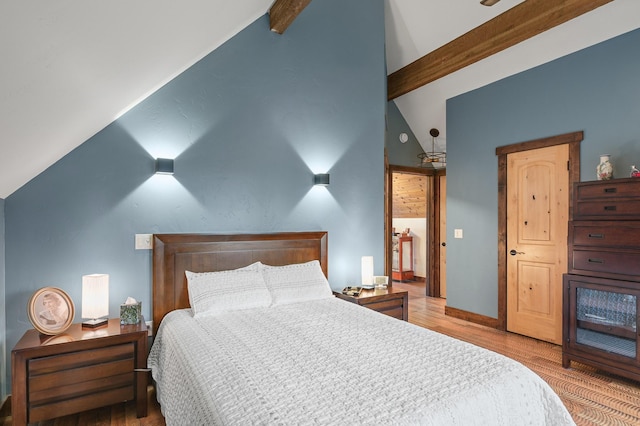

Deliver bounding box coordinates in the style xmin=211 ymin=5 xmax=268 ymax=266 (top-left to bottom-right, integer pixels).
xmin=11 ymin=318 xmax=148 ymax=425
xmin=563 ymin=178 xmax=640 ymax=381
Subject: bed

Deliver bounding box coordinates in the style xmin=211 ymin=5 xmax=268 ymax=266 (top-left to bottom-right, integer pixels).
xmin=148 ymin=232 xmax=575 ymax=425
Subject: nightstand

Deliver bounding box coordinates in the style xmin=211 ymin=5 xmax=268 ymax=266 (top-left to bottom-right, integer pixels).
xmin=11 ymin=318 xmax=148 ymax=426
xmin=334 ymin=287 xmax=409 ymax=321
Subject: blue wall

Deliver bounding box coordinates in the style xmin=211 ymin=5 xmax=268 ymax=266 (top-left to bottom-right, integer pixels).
xmin=3 ymin=0 xmax=386 ymax=392
xmin=446 ymin=28 xmax=640 ymax=318
xmin=386 ymin=100 xmax=424 ymax=167
xmin=0 ymin=198 xmax=5 ymax=402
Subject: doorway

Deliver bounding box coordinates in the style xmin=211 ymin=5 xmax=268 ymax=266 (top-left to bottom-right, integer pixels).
xmin=495 ymin=131 xmax=582 ymax=339
xmin=385 ymin=165 xmax=445 ymax=297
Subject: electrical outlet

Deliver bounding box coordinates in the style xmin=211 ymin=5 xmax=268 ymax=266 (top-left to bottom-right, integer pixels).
xmin=135 ymin=234 xmax=153 ymax=250
xmin=146 ymin=320 xmax=153 ymax=336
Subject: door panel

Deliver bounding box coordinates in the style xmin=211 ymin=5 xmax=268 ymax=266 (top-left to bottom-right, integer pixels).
xmin=506 ymin=144 xmax=568 ymax=344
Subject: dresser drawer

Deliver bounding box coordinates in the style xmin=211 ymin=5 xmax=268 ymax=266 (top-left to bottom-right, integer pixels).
xmin=574 ymin=199 xmax=640 ymax=220
xmin=570 ymin=221 xmax=640 ymax=249
xmin=576 ymin=179 xmax=640 ymax=200
xmin=570 ymin=249 xmax=640 ymax=279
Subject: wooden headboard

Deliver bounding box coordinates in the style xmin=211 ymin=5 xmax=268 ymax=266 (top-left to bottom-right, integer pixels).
xmin=152 ymin=231 xmax=328 ymax=334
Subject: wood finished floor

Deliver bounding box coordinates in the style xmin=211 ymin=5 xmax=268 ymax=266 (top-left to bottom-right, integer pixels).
xmin=393 ymin=280 xmax=640 ymax=426
xmin=3 ymin=282 xmax=640 ymax=425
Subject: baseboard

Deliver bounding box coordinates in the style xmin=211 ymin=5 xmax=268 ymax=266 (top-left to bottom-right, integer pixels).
xmin=0 ymin=395 xmax=11 ymax=419
xmin=444 ymin=305 xmax=500 ymax=329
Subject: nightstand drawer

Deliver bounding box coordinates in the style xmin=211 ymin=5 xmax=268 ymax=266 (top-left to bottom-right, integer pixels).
xmin=362 ymin=298 xmax=405 ymax=320
xmin=334 ymin=288 xmax=408 ymax=321
xmin=29 ymin=376 xmax=134 ymax=422
xmin=29 ymin=343 xmax=134 ymax=377
xmin=28 ymin=343 xmax=136 ymax=422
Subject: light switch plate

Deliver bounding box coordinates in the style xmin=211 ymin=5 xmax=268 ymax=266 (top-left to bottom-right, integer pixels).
xmin=454 ymin=229 xmax=463 ymax=239
xmin=135 ymin=234 xmax=153 ymax=250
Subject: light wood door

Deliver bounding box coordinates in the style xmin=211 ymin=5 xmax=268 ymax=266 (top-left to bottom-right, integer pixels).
xmin=439 ymin=175 xmax=447 ymax=298
xmin=506 ymin=144 xmax=568 ymax=345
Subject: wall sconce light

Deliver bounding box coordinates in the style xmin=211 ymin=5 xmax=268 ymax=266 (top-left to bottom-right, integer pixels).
xmin=361 ymin=256 xmax=374 ymax=288
xmin=155 ymin=158 xmax=174 ymax=175
xmin=313 ymin=173 xmax=330 ymax=186
xmin=82 ymin=274 xmax=109 ymax=328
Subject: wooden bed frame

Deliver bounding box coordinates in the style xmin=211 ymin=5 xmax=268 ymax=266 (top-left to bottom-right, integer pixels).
xmin=152 ymin=231 xmax=328 ymax=334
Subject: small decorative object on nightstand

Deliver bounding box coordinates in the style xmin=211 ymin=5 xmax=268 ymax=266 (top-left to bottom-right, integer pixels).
xmin=120 ymin=297 xmax=142 ymax=324
xmin=11 ymin=318 xmax=148 ymax=425
xmin=373 ymin=275 xmax=388 ymax=289
xmin=27 ymin=287 xmax=75 ymax=335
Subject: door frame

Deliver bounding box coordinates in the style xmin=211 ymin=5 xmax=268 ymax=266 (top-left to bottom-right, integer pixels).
xmin=385 ymin=164 xmax=445 ymax=296
xmin=495 ymin=131 xmax=582 ymax=331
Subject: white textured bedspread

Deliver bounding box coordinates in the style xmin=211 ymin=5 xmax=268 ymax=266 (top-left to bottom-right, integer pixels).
xmin=148 ymin=298 xmax=575 ymax=425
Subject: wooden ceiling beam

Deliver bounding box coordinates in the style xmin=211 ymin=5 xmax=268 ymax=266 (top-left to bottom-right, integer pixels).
xmin=387 ymin=0 xmax=613 ymax=100
xmin=269 ymin=0 xmax=312 ymax=34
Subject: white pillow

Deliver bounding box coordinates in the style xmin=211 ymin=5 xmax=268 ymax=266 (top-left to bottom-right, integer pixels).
xmin=262 ymin=260 xmax=333 ymax=306
xmin=186 ymin=267 xmax=271 ymax=317
xmin=233 ymin=261 xmax=262 ymax=272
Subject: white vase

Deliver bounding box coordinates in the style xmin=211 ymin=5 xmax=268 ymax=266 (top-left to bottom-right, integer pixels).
xmin=596 ymin=155 xmax=613 ymax=180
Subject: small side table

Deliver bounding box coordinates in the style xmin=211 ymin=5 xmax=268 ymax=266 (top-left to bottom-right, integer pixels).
xmin=11 ymin=318 xmax=148 ymax=425
xmin=334 ymin=287 xmax=408 ymax=321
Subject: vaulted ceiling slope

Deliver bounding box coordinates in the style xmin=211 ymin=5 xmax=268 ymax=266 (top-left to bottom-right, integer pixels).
xmin=388 ymin=0 xmax=640 ymax=162
xmin=1 ymin=0 xmax=640 ymax=198
xmin=0 ymin=0 xmax=273 ymax=199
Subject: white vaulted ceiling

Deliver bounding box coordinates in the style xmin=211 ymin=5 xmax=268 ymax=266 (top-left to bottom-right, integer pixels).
xmin=1 ymin=0 xmax=639 ymax=197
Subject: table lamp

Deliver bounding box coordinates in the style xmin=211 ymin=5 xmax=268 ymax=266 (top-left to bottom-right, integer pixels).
xmin=82 ymin=274 xmax=109 ymax=328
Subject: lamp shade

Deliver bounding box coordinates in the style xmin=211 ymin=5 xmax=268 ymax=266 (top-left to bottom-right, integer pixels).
xmin=82 ymin=274 xmax=109 ymax=321
xmin=361 ymin=256 xmax=374 ymax=287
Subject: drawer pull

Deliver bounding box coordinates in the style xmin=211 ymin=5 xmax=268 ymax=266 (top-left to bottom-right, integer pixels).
xmin=587 ymin=233 xmax=604 ymax=239
xmin=603 ymin=187 xmax=617 ymax=193
xmin=603 ymin=205 xmax=617 ymax=211
xmin=587 ymin=258 xmax=605 ymax=264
